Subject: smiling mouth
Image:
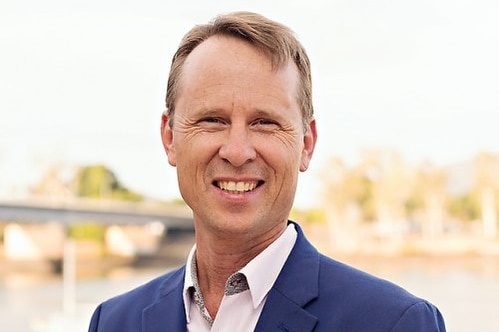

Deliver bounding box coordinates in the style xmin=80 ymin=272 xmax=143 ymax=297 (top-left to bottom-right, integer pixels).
xmin=215 ymin=180 xmax=263 ymax=194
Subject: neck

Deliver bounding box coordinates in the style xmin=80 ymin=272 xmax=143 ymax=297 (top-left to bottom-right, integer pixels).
xmin=192 ymin=221 xmax=287 ymax=318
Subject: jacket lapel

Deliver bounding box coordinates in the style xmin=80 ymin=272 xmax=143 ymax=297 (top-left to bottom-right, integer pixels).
xmin=142 ymin=267 xmax=187 ymax=332
xmin=255 ymin=222 xmax=320 ymax=332
xmin=141 ymin=223 xmax=320 ymax=332
xmin=255 ymin=291 xmax=318 ymax=332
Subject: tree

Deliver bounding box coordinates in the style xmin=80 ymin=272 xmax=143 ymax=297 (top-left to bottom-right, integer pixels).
xmin=75 ymin=165 xmax=142 ymax=201
xmin=320 ymin=157 xmax=364 ymax=251
xmin=358 ymin=149 xmax=413 ymax=239
xmin=412 ymin=162 xmax=447 ymax=239
xmin=447 ymin=193 xmax=480 ymax=222
xmin=320 ymin=150 xmax=413 ymax=248
xmin=473 ymin=153 xmax=499 ymax=239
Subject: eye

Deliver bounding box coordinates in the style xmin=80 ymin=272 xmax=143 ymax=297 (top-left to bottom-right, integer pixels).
xmin=202 ymin=117 xmax=224 ymax=124
xmin=196 ymin=117 xmax=228 ymax=131
xmin=257 ymin=119 xmax=274 ymax=125
xmin=251 ymin=118 xmax=279 ymax=129
xmin=197 ymin=117 xmax=228 ymax=125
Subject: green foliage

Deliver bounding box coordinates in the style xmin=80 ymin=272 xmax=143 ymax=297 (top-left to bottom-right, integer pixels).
xmin=356 ymin=174 xmax=376 ymax=221
xmin=170 ymin=198 xmax=189 ymax=207
xmin=76 ymin=164 xmax=143 ymax=201
xmin=68 ymin=223 xmax=105 ymax=242
xmin=110 ymin=187 xmax=143 ymax=202
xmin=448 ymin=194 xmax=480 ymax=222
xmin=405 ymin=195 xmax=424 ymax=216
xmin=77 ymin=165 xmax=115 ymax=198
xmin=290 ymin=208 xmax=326 ymax=224
xmin=305 ymin=208 xmax=327 ymax=223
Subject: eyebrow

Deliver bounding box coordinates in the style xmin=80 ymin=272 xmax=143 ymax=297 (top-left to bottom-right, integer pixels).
xmin=190 ymin=106 xmax=279 ymax=117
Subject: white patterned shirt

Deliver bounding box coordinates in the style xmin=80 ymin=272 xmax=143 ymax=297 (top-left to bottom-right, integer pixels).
xmin=182 ymin=223 xmax=297 ymax=332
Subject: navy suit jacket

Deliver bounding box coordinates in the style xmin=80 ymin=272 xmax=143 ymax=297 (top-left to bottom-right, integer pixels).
xmin=89 ymin=222 xmax=446 ymax=331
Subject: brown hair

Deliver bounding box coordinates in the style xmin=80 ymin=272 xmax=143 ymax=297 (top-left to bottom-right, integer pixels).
xmin=165 ymin=11 xmax=313 ymax=129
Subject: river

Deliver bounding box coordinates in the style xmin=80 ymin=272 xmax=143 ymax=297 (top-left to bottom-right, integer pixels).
xmin=1 ymin=255 xmax=498 ymax=331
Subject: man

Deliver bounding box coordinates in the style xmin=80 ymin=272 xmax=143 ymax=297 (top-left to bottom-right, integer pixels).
xmin=89 ymin=11 xmax=446 ymax=331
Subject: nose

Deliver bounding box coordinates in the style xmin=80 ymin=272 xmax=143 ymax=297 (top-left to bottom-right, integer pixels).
xmin=218 ymin=124 xmax=257 ymax=167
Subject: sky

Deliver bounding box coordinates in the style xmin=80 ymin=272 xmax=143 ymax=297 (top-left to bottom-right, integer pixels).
xmin=1 ymin=0 xmax=498 ymax=208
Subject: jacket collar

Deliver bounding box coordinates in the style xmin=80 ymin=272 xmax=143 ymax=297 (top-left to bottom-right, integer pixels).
xmin=254 ymin=221 xmax=320 ymax=331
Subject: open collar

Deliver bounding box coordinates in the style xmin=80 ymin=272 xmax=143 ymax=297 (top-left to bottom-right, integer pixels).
xmin=141 ymin=221 xmax=320 ymax=332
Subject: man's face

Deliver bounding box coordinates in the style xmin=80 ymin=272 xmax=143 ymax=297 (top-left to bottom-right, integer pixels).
xmin=161 ymin=36 xmax=316 ymax=239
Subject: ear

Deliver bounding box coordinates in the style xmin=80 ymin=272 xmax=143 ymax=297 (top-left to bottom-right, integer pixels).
xmin=161 ymin=112 xmax=177 ymax=166
xmin=300 ymin=118 xmax=317 ymax=172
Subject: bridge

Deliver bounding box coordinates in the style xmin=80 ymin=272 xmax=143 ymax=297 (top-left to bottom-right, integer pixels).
xmin=0 ymin=199 xmax=195 ymax=320
xmin=0 ymin=198 xmax=194 ymax=230
xmin=0 ymin=198 xmax=194 ymax=264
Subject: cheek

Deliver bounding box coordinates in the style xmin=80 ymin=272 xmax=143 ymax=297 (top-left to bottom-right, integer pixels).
xmin=174 ymin=134 xmax=220 ymax=172
xmin=257 ymin=136 xmax=303 ymax=170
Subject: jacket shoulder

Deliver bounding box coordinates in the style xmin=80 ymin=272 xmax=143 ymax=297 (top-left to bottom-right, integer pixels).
xmin=313 ymin=254 xmax=445 ymax=331
xmin=88 ymin=266 xmax=185 ymax=332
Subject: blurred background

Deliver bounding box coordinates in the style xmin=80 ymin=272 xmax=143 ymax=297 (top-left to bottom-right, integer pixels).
xmin=1 ymin=0 xmax=498 ymax=331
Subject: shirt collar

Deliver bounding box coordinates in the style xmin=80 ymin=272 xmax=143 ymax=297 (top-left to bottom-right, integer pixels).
xmin=241 ymin=223 xmax=297 ymax=309
xmin=183 ymin=245 xmax=197 ymax=322
xmin=182 ymin=223 xmax=297 ymax=318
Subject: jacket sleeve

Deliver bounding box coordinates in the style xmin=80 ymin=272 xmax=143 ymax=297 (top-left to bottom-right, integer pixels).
xmin=390 ymin=301 xmax=446 ymax=332
xmin=88 ymin=304 xmax=102 ymax=332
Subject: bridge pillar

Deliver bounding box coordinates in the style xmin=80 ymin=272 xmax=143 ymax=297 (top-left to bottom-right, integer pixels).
xmin=105 ymin=222 xmax=165 ymax=257
xmin=3 ymin=223 xmax=65 ymax=261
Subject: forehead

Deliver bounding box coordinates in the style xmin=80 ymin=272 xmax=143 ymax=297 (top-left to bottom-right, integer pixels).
xmin=176 ymin=36 xmax=300 ymax=110
xmin=184 ymin=35 xmax=274 ymax=75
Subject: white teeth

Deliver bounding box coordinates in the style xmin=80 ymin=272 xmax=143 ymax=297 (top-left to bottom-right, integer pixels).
xmin=218 ymin=181 xmax=258 ymax=193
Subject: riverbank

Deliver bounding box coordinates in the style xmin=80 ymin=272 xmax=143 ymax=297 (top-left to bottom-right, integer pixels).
xmin=1 ymin=222 xmax=498 ymax=277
